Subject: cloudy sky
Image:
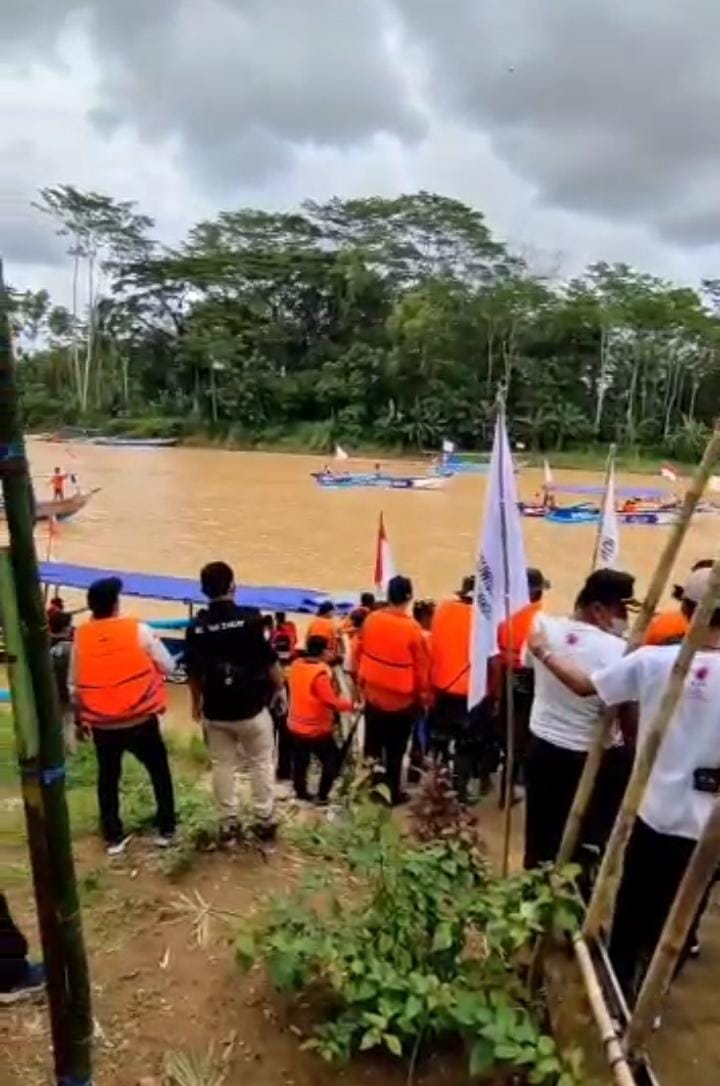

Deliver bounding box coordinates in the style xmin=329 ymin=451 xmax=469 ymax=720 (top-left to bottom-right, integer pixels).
xmin=4 ymin=0 xmax=720 ymax=305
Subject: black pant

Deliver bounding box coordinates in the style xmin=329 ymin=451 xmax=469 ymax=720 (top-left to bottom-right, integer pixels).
xmin=292 ymin=734 xmax=338 ymax=801
xmin=0 ymin=893 xmax=29 ymax=992
xmin=364 ymin=703 xmax=416 ymax=804
xmin=93 ymin=717 xmax=176 ymax=843
xmin=523 ymin=735 xmax=631 ymax=873
xmin=273 ymin=704 xmax=293 ymax=781
xmin=609 ymin=817 xmax=698 ymax=1004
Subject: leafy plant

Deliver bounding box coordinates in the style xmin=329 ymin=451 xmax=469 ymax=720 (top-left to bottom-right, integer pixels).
xmin=237 ymin=799 xmax=583 ymax=1084
xmin=164 ymin=1043 xmax=227 ymax=1086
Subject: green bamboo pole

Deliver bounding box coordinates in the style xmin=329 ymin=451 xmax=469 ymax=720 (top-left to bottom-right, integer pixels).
xmin=0 ymin=261 xmax=92 ymax=1085
xmin=555 ymin=427 xmax=720 ymax=868
xmin=625 ymin=800 xmax=720 ymax=1057
xmin=584 ymin=555 xmax=720 ymax=941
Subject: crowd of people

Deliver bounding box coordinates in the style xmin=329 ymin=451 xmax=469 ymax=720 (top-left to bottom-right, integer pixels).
xmin=2 ymin=553 xmax=719 ymax=1018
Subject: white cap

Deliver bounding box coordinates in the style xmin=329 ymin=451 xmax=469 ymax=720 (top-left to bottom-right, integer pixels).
xmin=682 ymin=566 xmax=718 ymax=604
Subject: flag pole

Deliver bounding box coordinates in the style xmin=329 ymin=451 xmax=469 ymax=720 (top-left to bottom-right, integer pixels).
xmin=497 ymin=392 xmax=516 ymax=877
xmin=590 ymin=443 xmax=616 ymax=571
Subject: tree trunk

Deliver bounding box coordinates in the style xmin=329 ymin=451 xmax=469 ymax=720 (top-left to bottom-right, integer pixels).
xmin=594 ymin=325 xmax=608 ymax=432
xmin=70 ymin=247 xmax=82 ymax=403
xmin=81 ymin=251 xmax=96 ymax=411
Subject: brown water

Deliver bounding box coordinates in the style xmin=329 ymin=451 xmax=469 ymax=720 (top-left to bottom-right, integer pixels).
xmin=27 ymin=440 xmax=716 ymax=616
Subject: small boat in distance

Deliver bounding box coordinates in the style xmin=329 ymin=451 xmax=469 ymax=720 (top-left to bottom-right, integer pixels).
xmin=90 ymin=436 xmax=179 ymax=448
xmin=312 ymin=471 xmax=446 ymax=490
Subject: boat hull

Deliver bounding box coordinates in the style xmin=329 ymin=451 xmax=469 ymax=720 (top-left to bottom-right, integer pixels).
xmin=312 ymin=472 xmax=445 ymax=490
xmin=91 ymin=437 xmax=178 ymax=448
xmin=28 ymin=490 xmax=98 ymax=522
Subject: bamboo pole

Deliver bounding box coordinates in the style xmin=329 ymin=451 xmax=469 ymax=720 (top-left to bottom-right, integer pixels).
xmin=591 ymin=443 xmax=617 ymax=572
xmin=0 ymin=261 xmax=93 ymax=1085
xmin=497 ymin=395 xmax=516 ymax=878
xmin=584 ymin=554 xmax=720 ymax=941
xmin=573 ymin=935 xmax=640 ymax=1086
xmin=625 ymin=800 xmax=720 ymax=1057
xmin=555 ymin=427 xmax=720 ymax=867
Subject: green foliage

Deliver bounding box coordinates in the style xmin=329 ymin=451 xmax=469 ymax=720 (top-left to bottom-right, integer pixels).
xmin=238 ymin=798 xmax=583 ymax=1084
xmin=16 ymin=187 xmax=720 ymax=456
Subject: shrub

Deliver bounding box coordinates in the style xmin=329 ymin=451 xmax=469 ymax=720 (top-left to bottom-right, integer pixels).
xmin=237 ymin=795 xmax=583 ymax=1084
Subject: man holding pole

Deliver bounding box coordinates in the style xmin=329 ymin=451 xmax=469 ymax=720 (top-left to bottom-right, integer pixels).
xmin=527 ymin=564 xmax=720 ymax=1002
xmin=522 ymin=569 xmax=635 ymax=870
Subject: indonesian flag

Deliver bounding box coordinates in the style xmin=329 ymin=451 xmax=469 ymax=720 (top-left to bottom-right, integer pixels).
xmin=543 ymin=458 xmax=554 ymax=488
xmin=597 ymin=462 xmax=619 ymax=569
xmin=469 ymin=410 xmax=528 ymax=708
xmin=374 ymin=512 xmax=396 ymax=594
xmin=334 ymin=444 xmax=349 ymax=461
xmin=660 ymin=463 xmax=679 ymax=482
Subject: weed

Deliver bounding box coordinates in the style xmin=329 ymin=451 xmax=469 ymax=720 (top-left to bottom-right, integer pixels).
xmin=238 ymin=799 xmax=584 ymax=1084
xmin=164 ymin=1043 xmax=228 ymax=1086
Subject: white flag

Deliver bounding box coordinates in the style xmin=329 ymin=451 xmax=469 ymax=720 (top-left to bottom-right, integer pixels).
xmin=543 ymin=458 xmax=554 ymax=488
xmin=335 ymin=444 xmax=349 ymax=461
xmin=469 ymin=412 xmax=529 ymax=708
xmin=442 ymin=438 xmax=456 ymax=454
xmin=374 ymin=512 xmax=396 ymax=593
xmin=597 ymin=462 xmax=619 ymax=569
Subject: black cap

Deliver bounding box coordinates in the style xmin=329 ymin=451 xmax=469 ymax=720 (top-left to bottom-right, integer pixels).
xmin=578 ymin=569 xmax=638 ymax=609
xmin=527 ymin=567 xmax=550 ymax=592
xmin=458 ymin=574 xmax=475 ymax=598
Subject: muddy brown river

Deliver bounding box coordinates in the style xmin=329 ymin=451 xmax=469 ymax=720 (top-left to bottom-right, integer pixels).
xmin=27 ymin=441 xmax=716 ymax=615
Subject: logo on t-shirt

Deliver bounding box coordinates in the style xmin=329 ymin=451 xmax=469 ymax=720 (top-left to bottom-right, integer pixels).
xmin=566 ymin=632 xmax=579 ymax=646
xmin=687 ymin=664 xmax=712 ymax=702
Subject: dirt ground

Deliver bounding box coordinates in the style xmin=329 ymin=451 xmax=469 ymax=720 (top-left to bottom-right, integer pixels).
xmin=1 ymin=785 xmax=718 ymax=1086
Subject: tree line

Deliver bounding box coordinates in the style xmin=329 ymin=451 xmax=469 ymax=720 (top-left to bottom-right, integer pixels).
xmin=8 ymin=185 xmax=720 ymax=459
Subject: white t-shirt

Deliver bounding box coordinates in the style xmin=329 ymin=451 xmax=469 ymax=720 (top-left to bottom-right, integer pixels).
xmin=528 ymin=617 xmax=626 ymax=752
xmin=593 ymin=646 xmax=720 ymax=841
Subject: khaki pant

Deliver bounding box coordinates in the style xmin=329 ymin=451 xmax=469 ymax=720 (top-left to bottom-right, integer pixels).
xmin=205 ymin=709 xmax=275 ymax=824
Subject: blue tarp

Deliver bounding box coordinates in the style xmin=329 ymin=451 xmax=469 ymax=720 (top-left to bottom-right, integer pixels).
xmin=39 ymin=561 xmax=356 ymax=614
xmin=552 ymin=483 xmax=668 ymax=498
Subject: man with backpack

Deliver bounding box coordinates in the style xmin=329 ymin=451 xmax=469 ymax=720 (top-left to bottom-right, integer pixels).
xmin=185 ymin=562 xmax=286 ymax=842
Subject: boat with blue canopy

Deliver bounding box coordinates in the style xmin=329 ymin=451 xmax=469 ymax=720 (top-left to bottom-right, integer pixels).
xmin=311 ymin=472 xmax=444 ymax=490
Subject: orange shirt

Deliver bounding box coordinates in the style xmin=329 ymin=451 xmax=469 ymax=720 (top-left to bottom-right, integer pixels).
xmin=429 ymin=597 xmax=472 ymax=697
xmin=356 ymin=608 xmax=430 ymax=711
xmin=497 ymin=601 xmax=543 ymax=670
xmin=644 ymin=610 xmax=689 ymax=646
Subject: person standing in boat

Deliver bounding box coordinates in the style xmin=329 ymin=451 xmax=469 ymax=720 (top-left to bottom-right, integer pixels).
xmin=50 ymin=467 xmax=67 ymax=501
xmin=70 ymin=577 xmax=177 ymax=856
xmin=185 ymin=561 xmax=286 ymax=843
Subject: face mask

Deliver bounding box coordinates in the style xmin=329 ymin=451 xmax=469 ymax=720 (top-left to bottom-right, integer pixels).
xmin=610 ymin=616 xmax=628 ymax=638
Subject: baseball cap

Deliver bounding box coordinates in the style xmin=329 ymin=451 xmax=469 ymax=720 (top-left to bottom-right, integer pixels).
xmin=682 ymin=566 xmax=719 ymax=604
xmin=673 ymin=559 xmax=713 ymax=601
xmin=527 ymin=567 xmax=550 ymax=592
xmin=578 ymin=569 xmax=639 ymax=609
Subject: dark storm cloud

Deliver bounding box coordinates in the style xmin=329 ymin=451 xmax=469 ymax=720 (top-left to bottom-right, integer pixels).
xmin=2 ymin=0 xmax=426 ymax=188
xmin=392 ymin=0 xmax=720 ymax=246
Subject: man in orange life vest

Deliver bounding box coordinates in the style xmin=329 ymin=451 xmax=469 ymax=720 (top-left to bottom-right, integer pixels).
xmin=307 ymin=600 xmax=343 ymax=664
xmin=288 ymin=635 xmax=354 ymax=804
xmin=643 ymin=558 xmax=712 ymax=646
xmin=71 ymin=577 xmax=177 ymax=855
xmin=356 ymin=574 xmax=429 ymax=805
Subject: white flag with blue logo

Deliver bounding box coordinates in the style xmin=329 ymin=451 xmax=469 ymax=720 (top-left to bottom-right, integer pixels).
xmin=469 ymin=411 xmax=529 ymax=708
xmin=597 ymin=462 xmax=619 ymax=569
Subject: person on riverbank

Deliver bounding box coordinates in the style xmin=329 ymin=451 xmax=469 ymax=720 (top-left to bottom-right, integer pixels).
xmin=521 ymin=569 xmax=636 ymax=870
xmin=288 ymin=635 xmax=353 ymax=804
xmin=356 ymin=574 xmax=429 ymax=805
xmin=0 ymin=893 xmax=45 ymax=1004
xmin=427 ymin=576 xmax=475 ymax=795
xmin=307 ymin=601 xmax=343 ymax=664
xmin=527 ymin=564 xmax=720 ymax=1004
xmin=71 ymin=577 xmax=177 ymax=856
xmin=48 ymin=609 xmax=75 ymax=754
xmin=185 ymin=561 xmax=286 ymax=843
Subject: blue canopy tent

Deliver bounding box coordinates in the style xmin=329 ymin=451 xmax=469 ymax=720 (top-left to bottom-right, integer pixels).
xmin=38 ymin=561 xmax=357 ymax=616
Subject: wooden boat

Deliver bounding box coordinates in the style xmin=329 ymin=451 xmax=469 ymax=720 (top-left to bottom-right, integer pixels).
xmin=312 ymin=472 xmax=446 ymax=490
xmin=90 ymin=436 xmax=178 ymax=448
xmin=24 ymin=490 xmax=99 ymax=522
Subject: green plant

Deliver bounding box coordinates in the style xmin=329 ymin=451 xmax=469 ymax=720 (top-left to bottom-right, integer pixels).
xmin=237 ymin=798 xmax=583 ymax=1084
xmin=164 ymin=1043 xmax=227 ymax=1086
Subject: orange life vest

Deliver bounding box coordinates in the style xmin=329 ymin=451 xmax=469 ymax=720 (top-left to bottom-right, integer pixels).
xmin=644 ymin=610 xmax=689 ymax=646
xmin=74 ymin=616 xmax=166 ymax=727
xmin=307 ymin=616 xmax=340 ymax=657
xmin=357 ymin=610 xmax=419 ymax=703
xmin=430 ymin=598 xmax=472 ymax=696
xmin=288 ymin=658 xmax=336 ymax=738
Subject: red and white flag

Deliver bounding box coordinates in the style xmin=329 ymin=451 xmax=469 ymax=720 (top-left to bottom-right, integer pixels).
xmin=374 ymin=512 xmax=396 ymax=594
xmin=660 ymin=463 xmax=679 ymax=482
